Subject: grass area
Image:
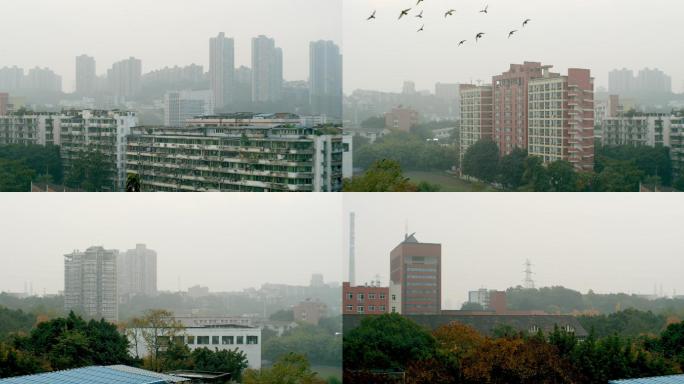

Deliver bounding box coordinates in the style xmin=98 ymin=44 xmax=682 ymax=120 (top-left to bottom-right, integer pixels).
xmin=311 ymin=365 xmax=342 ymax=381
xmin=405 ymin=171 xmax=496 ymax=192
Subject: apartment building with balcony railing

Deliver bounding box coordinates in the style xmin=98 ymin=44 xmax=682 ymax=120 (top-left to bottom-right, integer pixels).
xmin=125 ymin=113 xmax=351 ymax=192
xmin=459 ymin=84 xmax=493 ymax=163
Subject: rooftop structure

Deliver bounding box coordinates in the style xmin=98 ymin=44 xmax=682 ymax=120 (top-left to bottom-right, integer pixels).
xmin=0 ymin=365 xmax=188 ymax=384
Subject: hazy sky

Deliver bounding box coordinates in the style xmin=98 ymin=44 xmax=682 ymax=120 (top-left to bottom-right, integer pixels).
xmin=0 ymin=194 xmax=343 ymax=295
xmin=343 ymin=194 xmax=684 ymax=309
xmin=0 ymin=0 xmax=342 ymax=93
xmin=343 ymin=0 xmax=684 ymax=93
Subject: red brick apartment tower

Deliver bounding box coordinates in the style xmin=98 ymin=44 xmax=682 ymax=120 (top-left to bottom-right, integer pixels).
xmin=389 ymin=233 xmax=441 ymax=315
xmin=342 ymin=282 xmax=389 ymax=315
xmin=492 ymin=62 xmax=548 ymax=157
xmin=528 ymin=68 xmax=594 ymax=171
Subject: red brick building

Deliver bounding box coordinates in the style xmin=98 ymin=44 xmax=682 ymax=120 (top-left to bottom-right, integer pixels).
xmin=390 ymin=233 xmax=441 ymax=315
xmin=492 ymin=62 xmax=548 ymax=156
xmin=384 ymin=106 xmax=419 ymax=132
xmin=342 ymin=282 xmax=389 ymax=315
xmin=293 ymin=299 xmax=327 ymax=325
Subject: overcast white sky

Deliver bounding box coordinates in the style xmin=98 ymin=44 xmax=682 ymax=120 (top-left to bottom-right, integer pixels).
xmin=343 ymin=0 xmax=684 ymax=93
xmin=0 ymin=194 xmax=343 ymax=295
xmin=0 ymin=0 xmax=342 ymax=93
xmin=343 ymin=194 xmax=684 ymax=309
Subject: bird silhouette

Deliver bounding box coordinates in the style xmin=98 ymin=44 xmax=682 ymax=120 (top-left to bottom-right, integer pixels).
xmin=508 ymin=30 xmax=518 ymax=38
xmin=367 ymin=10 xmax=376 ymax=20
xmin=417 ymin=24 xmax=424 ymax=32
xmin=479 ymin=5 xmax=488 ymax=14
xmin=399 ymin=8 xmax=411 ymax=19
xmin=476 ymin=32 xmax=485 ymax=41
xmin=444 ymin=9 xmax=456 ymax=18
xmin=458 ymin=40 xmax=467 ymax=46
xmin=416 ymin=10 xmax=423 ymax=18
xmin=416 ymin=0 xmax=424 ymax=5
xmin=523 ymin=19 xmax=531 ymax=27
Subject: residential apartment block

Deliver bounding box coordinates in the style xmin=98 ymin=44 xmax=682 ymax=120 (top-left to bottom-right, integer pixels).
xmin=64 ymin=246 xmax=119 ymax=322
xmin=459 ymin=84 xmax=493 ymax=161
xmin=0 ymin=110 xmax=138 ymax=190
xmin=492 ymin=62 xmax=547 ymax=156
xmin=342 ymin=282 xmax=389 ymax=315
xmin=293 ymin=299 xmax=328 ymax=325
xmin=125 ymin=113 xmax=351 ymax=192
xmin=117 ymin=243 xmax=157 ymax=299
xmin=528 ymin=68 xmax=594 ymax=171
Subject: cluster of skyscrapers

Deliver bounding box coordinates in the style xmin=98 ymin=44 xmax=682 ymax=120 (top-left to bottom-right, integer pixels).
xmin=608 ymin=68 xmax=672 ymax=95
xmin=63 ymin=244 xmax=157 ymax=322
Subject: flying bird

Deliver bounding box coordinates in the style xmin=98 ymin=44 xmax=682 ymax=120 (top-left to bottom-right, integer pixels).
xmin=416 ymin=10 xmax=423 ymax=18
xmin=417 ymin=24 xmax=424 ymax=32
xmin=444 ymin=9 xmax=456 ymax=18
xmin=458 ymin=40 xmax=467 ymax=46
xmin=475 ymin=32 xmax=485 ymax=42
xmin=416 ymin=0 xmax=424 ymax=5
xmin=523 ymin=19 xmax=531 ymax=27
xmin=399 ymin=8 xmax=411 ymax=19
xmin=367 ymin=10 xmax=376 ymax=20
xmin=508 ymin=30 xmax=518 ymax=38
xmin=479 ymin=5 xmax=488 ymax=14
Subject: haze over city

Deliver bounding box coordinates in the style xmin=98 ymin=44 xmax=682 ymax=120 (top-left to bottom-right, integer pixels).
xmin=0 ymin=0 xmax=342 ymax=92
xmin=343 ymin=193 xmax=684 ymax=308
xmin=343 ymin=0 xmax=684 ymax=93
xmin=0 ymin=194 xmax=344 ymax=294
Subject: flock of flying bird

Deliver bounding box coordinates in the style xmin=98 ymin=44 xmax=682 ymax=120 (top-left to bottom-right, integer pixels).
xmin=366 ymin=2 xmax=531 ymax=45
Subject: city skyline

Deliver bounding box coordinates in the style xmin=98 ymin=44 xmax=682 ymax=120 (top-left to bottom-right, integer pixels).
xmin=0 ymin=0 xmax=341 ymax=93
xmin=343 ymin=193 xmax=684 ymax=308
xmin=0 ymin=194 xmax=343 ymax=294
xmin=343 ymin=0 xmax=684 ymax=93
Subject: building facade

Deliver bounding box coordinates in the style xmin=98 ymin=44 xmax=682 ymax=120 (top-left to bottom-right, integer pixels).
xmin=251 ymin=35 xmax=283 ymax=103
xmin=389 ymin=233 xmax=441 ymax=315
xmin=293 ymin=299 xmax=328 ymax=325
xmin=384 ymin=106 xmax=419 ymax=132
xmin=64 ymin=246 xmax=118 ymax=322
xmin=125 ymin=113 xmax=350 ymax=192
xmin=163 ymin=90 xmax=214 ymax=127
xmin=459 ymin=84 xmax=493 ymax=161
xmin=0 ymin=93 xmax=8 ymax=116
xmin=309 ymin=40 xmax=343 ymax=120
xmin=342 ymin=282 xmax=389 ymax=315
xmin=0 ymin=110 xmax=138 ymax=190
xmin=209 ymin=32 xmax=235 ymax=109
xmin=128 ymin=325 xmax=261 ymax=369
xmin=601 ymin=115 xmax=672 ymax=148
xmin=117 ymin=243 xmax=157 ymax=298
xmin=527 ymin=68 xmax=594 ymax=171
xmin=492 ymin=62 xmax=547 ymax=156
xmin=108 ymin=57 xmax=142 ymax=102
xmin=75 ymin=55 xmax=96 ymax=96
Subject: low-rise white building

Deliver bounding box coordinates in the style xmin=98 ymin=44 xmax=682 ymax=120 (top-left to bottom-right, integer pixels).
xmin=128 ymin=325 xmax=262 ymax=369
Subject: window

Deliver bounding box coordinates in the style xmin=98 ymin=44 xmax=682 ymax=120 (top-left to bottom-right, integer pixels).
xmin=237 ymin=336 xmax=244 ymax=344
xmin=173 ymin=336 xmax=184 ymax=344
xmin=369 ymin=305 xmax=375 ymax=311
xmin=247 ymin=336 xmax=258 ymax=345
xmin=222 ymin=336 xmax=234 ymax=345
xmin=197 ymin=336 xmax=210 ymax=345
xmin=157 ymin=336 xmax=169 ymax=346
xmin=379 ymin=305 xmax=386 ymax=312
xmin=187 ymin=336 xmax=195 ymax=344
xmin=212 ymin=336 xmax=219 ymax=345
xmin=346 ymin=293 xmax=353 ymax=300
xmin=357 ymin=293 xmax=364 ymax=300
xmin=379 ymin=293 xmax=386 ymax=299
xmin=346 ymin=305 xmax=353 ymax=311
xmin=357 ymin=306 xmax=365 ymax=313
xmin=392 ymin=294 xmax=396 ymax=301
xmin=391 ymin=306 xmax=396 ymax=313
xmin=368 ymin=293 xmax=376 ymax=299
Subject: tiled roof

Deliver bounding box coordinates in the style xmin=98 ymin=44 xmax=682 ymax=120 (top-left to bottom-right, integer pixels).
xmin=0 ymin=365 xmax=187 ymax=384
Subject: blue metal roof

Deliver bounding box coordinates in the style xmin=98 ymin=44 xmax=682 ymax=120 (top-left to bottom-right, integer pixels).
xmin=0 ymin=365 xmax=185 ymax=384
xmin=610 ymin=375 xmax=684 ymax=384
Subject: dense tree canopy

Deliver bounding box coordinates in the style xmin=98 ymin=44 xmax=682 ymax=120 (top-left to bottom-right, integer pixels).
xmin=263 ymin=323 xmax=341 ymax=366
xmin=344 ymin=159 xmax=419 ymax=192
xmin=354 ymin=131 xmax=458 ymax=172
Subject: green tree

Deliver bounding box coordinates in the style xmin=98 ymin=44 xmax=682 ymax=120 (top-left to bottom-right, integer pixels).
xmin=360 ymin=116 xmax=386 ymax=129
xmin=462 ymin=139 xmax=499 ymax=182
xmin=343 ymin=313 xmax=436 ymax=371
xmin=547 ymin=160 xmax=579 ymax=192
xmin=343 ymin=159 xmax=418 ymax=192
xmin=191 ymin=347 xmax=249 ymax=382
xmin=243 ymin=353 xmax=325 ymax=384
xmin=497 ymin=148 xmax=528 ymax=190
xmin=65 ymin=148 xmax=115 ymax=191
xmin=0 ymin=159 xmax=36 ymax=191
xmin=126 ymin=173 xmax=141 ymax=192
xmin=520 ymin=156 xmax=550 ymax=191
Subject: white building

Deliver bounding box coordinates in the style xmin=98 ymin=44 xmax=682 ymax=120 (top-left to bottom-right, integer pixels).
xmin=128 ymin=325 xmax=261 ymax=369
xmin=118 ymin=243 xmax=157 ymax=299
xmin=64 ymin=246 xmax=118 ymax=322
xmin=164 ymin=90 xmax=214 ymax=127
xmin=601 ymin=115 xmax=673 ymax=147
xmin=468 ymin=288 xmax=491 ymax=308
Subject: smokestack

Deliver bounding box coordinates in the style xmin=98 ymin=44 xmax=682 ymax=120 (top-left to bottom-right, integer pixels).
xmin=349 ymin=212 xmax=356 ymax=286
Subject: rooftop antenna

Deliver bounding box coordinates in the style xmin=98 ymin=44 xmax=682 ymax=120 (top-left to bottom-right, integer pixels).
xmin=349 ymin=212 xmax=356 ymax=286
xmin=523 ymin=259 xmax=535 ymax=289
